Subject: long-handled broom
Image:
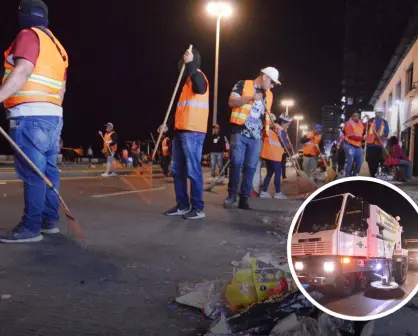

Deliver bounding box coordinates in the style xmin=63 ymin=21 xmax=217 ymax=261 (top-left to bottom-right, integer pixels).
xmin=0 ymin=126 xmax=85 ymax=239
xmin=359 ymin=118 xmax=371 ymax=177
xmin=152 ymin=45 xmax=193 ymax=162
xmin=204 ymin=159 xmax=230 ymax=192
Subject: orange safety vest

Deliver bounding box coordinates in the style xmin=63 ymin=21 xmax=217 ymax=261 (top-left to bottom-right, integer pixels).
xmin=230 ymin=80 xmax=272 ymax=135
xmin=366 ymin=118 xmax=386 ymax=146
xmin=261 ymin=123 xmax=285 ymax=162
xmin=103 ymin=132 xmax=117 ymax=152
xmin=344 ymin=119 xmax=364 ymax=147
xmin=162 ymin=137 xmax=170 ymax=156
xmin=303 ymin=131 xmax=322 ymax=156
xmin=175 ymin=70 xmax=209 ymax=133
xmin=2 ymin=28 xmax=68 ymax=109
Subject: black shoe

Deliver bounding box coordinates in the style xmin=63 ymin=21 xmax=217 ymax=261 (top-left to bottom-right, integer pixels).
xmin=164 ymin=206 xmax=190 ymax=216
xmin=238 ymin=198 xmax=251 ymax=210
xmin=223 ymin=195 xmax=236 ymax=209
xmin=183 ymin=208 xmax=206 ymax=220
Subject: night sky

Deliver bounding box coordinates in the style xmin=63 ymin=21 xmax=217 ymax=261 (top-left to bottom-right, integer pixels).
xmin=0 ymin=0 xmax=346 ymax=154
xmin=312 ymin=180 xmax=418 ymax=239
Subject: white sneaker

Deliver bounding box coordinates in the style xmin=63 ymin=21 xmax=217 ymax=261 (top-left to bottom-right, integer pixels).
xmin=109 ymin=172 xmax=117 ymax=177
xmin=260 ymin=191 xmax=272 ymax=199
xmin=101 ymin=173 xmax=110 ymax=177
xmin=218 ymin=176 xmax=225 ymax=184
xmin=274 ymin=192 xmax=288 ymax=199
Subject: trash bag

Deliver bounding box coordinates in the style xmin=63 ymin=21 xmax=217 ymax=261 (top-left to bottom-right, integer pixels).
xmin=225 ymin=252 xmax=296 ymax=312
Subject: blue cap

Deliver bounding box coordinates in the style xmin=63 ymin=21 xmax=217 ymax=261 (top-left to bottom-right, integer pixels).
xmin=315 ymin=124 xmax=323 ymax=131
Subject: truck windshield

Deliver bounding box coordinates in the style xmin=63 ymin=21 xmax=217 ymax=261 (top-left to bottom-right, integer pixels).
xmin=297 ymin=195 xmax=344 ymax=234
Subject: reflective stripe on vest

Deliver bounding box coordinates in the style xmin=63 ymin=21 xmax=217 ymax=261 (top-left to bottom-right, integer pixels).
xmin=2 ymin=27 xmax=68 ymax=109
xmin=366 ymin=119 xmax=385 ymax=145
xmin=344 ymin=119 xmax=364 ymax=147
xmin=174 ymin=70 xmax=209 ymax=133
xmin=104 ymin=132 xmax=117 ymax=152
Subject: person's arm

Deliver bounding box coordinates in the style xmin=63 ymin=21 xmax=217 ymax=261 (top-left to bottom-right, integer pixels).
xmin=0 ymin=30 xmax=40 ymax=103
xmin=185 ymin=62 xmax=207 ymax=95
xmin=110 ymin=133 xmax=118 ymax=147
xmin=228 ymin=80 xmax=256 ymax=108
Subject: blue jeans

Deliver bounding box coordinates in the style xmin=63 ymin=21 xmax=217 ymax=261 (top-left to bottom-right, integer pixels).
xmin=9 ymin=116 xmax=63 ymax=234
xmin=263 ymin=160 xmax=282 ymax=193
xmin=210 ymin=152 xmax=223 ymax=177
xmin=228 ymin=133 xmax=263 ymax=199
xmin=171 ymin=131 xmax=205 ymax=210
xmin=399 ymin=160 xmax=412 ymax=179
xmin=344 ymin=142 xmax=362 ymax=177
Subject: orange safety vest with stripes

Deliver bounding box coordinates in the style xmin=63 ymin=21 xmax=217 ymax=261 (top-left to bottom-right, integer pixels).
xmin=366 ymin=118 xmax=386 ymax=146
xmin=2 ymin=27 xmax=68 ymax=109
xmin=261 ymin=123 xmax=286 ymax=162
xmin=103 ymin=132 xmax=117 ymax=153
xmin=344 ymin=119 xmax=365 ymax=147
xmin=175 ymin=70 xmax=209 ymax=133
xmin=229 ymin=80 xmax=273 ymax=136
xmin=162 ymin=137 xmax=170 ymax=156
xmin=303 ymin=131 xmax=322 ymax=156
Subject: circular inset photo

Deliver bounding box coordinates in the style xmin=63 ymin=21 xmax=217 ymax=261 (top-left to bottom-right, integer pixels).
xmin=287 ymin=176 xmax=418 ymax=321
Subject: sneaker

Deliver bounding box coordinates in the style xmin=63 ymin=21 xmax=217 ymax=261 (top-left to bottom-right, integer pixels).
xmin=164 ymin=206 xmax=190 ymax=216
xmin=101 ymin=172 xmax=109 ymax=177
xmin=250 ymin=191 xmax=259 ymax=198
xmin=238 ymin=198 xmax=251 ymax=210
xmin=0 ymin=224 xmax=43 ymax=244
xmin=109 ymin=172 xmax=117 ymax=177
xmin=274 ymin=192 xmax=288 ymax=199
xmin=183 ymin=208 xmax=206 ymax=220
xmin=260 ymin=191 xmax=272 ymax=199
xmin=224 ymin=195 xmax=236 ymax=209
xmin=41 ymin=223 xmax=60 ymax=235
xmin=218 ymin=176 xmax=225 ymax=184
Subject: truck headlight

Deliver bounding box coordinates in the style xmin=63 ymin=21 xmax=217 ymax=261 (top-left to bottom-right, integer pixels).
xmin=294 ymin=261 xmax=304 ymax=271
xmin=324 ymin=262 xmax=335 ymax=273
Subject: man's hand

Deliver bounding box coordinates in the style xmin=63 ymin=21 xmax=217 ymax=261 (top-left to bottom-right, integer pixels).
xmin=254 ymin=92 xmax=263 ymax=101
xmin=158 ymin=124 xmax=168 ymax=134
xmin=183 ymin=50 xmax=194 ymax=64
xmin=98 ymin=131 xmax=103 ymax=137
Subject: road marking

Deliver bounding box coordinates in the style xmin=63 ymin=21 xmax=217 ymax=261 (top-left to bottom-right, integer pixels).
xmin=91 ymin=186 xmax=165 ymax=198
xmin=0 ymin=182 xmax=6 ymax=185
xmin=366 ymin=299 xmax=396 ymax=316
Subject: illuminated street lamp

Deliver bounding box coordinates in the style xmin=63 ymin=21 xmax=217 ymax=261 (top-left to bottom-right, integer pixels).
xmin=281 ymin=99 xmax=295 ymax=116
xmin=207 ymin=2 xmax=233 ymax=126
xmin=300 ymin=124 xmax=308 ymax=136
xmin=293 ymin=115 xmax=304 ymax=150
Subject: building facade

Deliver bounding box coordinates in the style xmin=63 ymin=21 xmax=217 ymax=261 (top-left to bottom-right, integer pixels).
xmin=322 ymin=106 xmax=343 ymax=148
xmin=341 ymin=0 xmax=416 ymax=121
xmin=370 ymin=6 xmax=418 ymax=174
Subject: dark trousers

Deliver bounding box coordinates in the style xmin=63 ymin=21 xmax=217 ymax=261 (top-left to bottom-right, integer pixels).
xmin=281 ymin=154 xmax=287 ymax=179
xmin=366 ymin=146 xmax=382 ymax=177
xmin=160 ymin=155 xmax=171 ymax=176
xmin=337 ymin=150 xmax=345 ymax=173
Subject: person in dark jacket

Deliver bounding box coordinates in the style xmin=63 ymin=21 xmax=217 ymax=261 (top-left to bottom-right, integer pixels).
xmin=208 ymin=124 xmax=227 ymax=183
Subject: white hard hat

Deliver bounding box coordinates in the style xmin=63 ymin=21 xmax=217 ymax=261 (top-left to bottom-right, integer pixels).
xmin=261 ymin=67 xmax=281 ymax=85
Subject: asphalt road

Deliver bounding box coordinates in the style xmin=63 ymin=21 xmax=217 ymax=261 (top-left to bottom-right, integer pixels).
xmin=0 ymin=170 xmax=301 ymax=336
xmin=315 ymin=271 xmax=418 ymax=318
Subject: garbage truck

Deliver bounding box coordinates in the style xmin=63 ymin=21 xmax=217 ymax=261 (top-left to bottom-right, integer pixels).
xmin=404 ymin=239 xmax=418 ymax=268
xmin=291 ymin=193 xmax=408 ymax=295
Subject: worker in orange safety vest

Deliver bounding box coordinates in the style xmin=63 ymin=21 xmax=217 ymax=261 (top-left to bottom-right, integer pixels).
xmin=99 ymin=122 xmax=118 ymax=177
xmin=0 ymin=0 xmax=68 ymax=243
xmin=159 ymin=47 xmax=209 ymax=220
xmin=301 ymin=124 xmax=324 ymax=179
xmin=260 ymin=113 xmax=293 ymax=199
xmin=343 ymin=111 xmax=366 ymax=177
xmin=160 ymin=134 xmax=171 ymax=177
xmin=365 ymin=110 xmax=389 ymax=177
xmin=224 ymin=67 xmax=281 ymax=210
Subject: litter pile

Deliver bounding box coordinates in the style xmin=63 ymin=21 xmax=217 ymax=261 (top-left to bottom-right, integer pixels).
xmin=175 ymin=252 xmax=375 ymax=335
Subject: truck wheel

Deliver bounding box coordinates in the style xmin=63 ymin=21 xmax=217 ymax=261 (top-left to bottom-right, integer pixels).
xmin=393 ymin=261 xmax=407 ymax=285
xmin=335 ymin=274 xmax=355 ymax=296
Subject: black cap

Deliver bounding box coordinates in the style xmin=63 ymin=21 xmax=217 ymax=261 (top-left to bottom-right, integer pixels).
xmin=19 ymin=0 xmax=48 ymax=19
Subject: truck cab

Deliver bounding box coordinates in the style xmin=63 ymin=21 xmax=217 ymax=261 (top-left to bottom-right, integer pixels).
xmin=291 ymin=193 xmax=408 ymax=295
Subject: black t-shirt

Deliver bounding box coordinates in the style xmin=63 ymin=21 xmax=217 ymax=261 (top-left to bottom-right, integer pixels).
xmin=209 ymin=133 xmax=226 ymax=153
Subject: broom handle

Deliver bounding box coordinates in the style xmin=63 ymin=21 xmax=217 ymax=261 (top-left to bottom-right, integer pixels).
xmin=152 ymin=44 xmax=193 ymax=161
xmin=0 ymin=126 xmax=54 ymax=189
xmin=371 ymin=126 xmax=391 ymax=157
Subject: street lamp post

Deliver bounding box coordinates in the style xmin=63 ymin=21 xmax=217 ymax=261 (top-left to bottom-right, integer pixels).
xmin=294 ymin=115 xmax=304 ymax=150
xmin=281 ymin=99 xmax=295 ymax=116
xmin=207 ymin=2 xmax=232 ymax=126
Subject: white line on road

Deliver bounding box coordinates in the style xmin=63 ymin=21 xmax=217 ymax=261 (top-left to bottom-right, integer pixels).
xmin=91 ymin=186 xmax=165 ymax=198
xmin=0 ymin=182 xmax=6 ymax=185
xmin=366 ymin=299 xmax=397 ymax=317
